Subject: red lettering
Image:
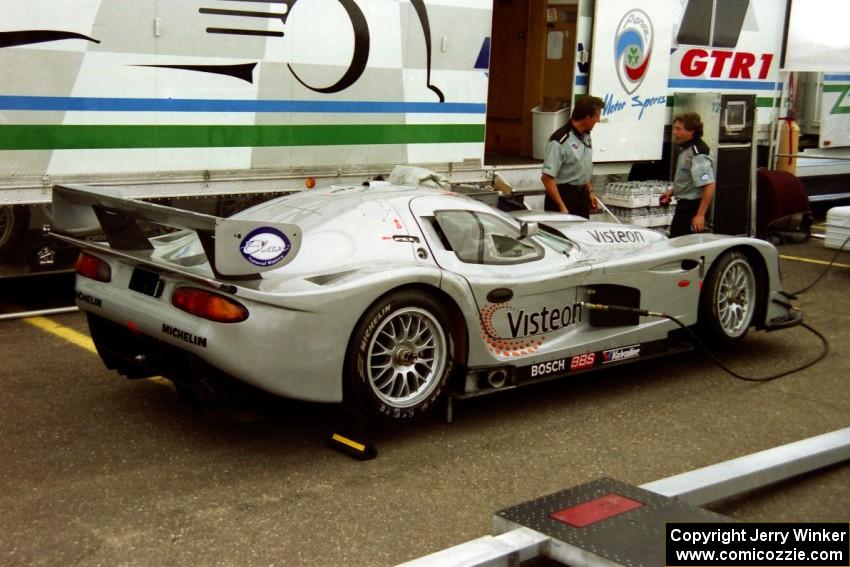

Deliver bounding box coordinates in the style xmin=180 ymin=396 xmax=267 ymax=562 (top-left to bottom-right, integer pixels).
xmin=710 ymin=50 xmax=733 ymax=77
xmin=730 ymin=52 xmax=756 ymax=79
xmin=681 ymin=49 xmax=708 ymax=77
xmin=681 ymin=49 xmax=775 ymax=81
xmin=570 ymin=352 xmax=596 ymax=370
xmin=758 ymin=53 xmax=773 ymax=80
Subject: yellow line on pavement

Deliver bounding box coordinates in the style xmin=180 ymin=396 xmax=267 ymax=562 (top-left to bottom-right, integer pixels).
xmin=25 ymin=316 xmax=96 ymax=352
xmin=780 ymin=254 xmax=850 ymax=269
xmin=24 ymin=316 xmax=172 ymax=387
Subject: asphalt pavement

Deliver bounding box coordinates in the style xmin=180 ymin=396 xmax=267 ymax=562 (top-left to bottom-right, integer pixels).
xmin=0 ymin=235 xmax=848 ymax=566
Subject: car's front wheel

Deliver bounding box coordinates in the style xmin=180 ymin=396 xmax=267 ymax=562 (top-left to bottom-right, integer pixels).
xmin=699 ymin=250 xmax=759 ymax=344
xmin=346 ymin=290 xmax=454 ymax=421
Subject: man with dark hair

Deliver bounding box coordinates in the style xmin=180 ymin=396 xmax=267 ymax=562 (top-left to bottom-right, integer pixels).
xmin=660 ymin=112 xmax=716 ymax=237
xmin=540 ymin=95 xmax=604 ymax=218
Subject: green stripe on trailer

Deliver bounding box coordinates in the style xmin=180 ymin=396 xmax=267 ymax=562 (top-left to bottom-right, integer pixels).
xmin=823 ymin=84 xmax=850 ymax=115
xmin=0 ymin=124 xmax=486 ymax=150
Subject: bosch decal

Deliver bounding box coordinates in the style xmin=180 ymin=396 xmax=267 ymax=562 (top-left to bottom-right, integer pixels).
xmin=530 ymin=358 xmax=568 ymax=378
xmin=602 ymin=345 xmax=641 ymax=364
xmin=240 ymin=227 xmax=291 ymax=267
xmin=529 ymin=352 xmax=597 ymax=378
xmin=162 ymin=324 xmax=207 ymax=348
xmin=614 ymin=9 xmax=653 ymax=95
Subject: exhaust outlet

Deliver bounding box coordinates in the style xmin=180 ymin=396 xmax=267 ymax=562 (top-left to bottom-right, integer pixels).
xmin=486 ymin=369 xmax=507 ymax=389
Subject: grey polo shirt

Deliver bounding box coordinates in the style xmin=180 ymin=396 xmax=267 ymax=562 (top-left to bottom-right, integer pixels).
xmin=673 ymin=145 xmax=715 ymax=201
xmin=542 ymin=128 xmax=593 ymax=186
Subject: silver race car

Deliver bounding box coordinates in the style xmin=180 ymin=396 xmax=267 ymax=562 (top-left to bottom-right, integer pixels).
xmin=52 ymin=178 xmax=801 ymax=420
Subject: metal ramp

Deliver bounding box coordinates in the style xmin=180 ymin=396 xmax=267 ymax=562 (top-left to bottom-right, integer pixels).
xmin=398 ymin=427 xmax=850 ymax=567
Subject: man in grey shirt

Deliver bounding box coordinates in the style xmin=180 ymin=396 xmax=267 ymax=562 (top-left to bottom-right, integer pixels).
xmin=661 ymin=112 xmax=716 ymax=237
xmin=540 ymin=96 xmax=604 ymax=218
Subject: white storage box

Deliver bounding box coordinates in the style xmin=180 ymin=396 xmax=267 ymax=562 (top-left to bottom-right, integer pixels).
xmin=825 ymin=206 xmax=850 ymax=250
xmin=531 ymin=105 xmax=569 ymax=160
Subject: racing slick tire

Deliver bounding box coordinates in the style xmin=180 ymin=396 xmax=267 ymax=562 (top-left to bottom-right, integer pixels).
xmin=699 ymin=250 xmax=759 ymax=344
xmin=345 ymin=290 xmax=455 ymax=421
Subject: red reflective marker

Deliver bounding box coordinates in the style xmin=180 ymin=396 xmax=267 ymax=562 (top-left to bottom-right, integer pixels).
xmin=549 ymin=493 xmax=644 ymax=528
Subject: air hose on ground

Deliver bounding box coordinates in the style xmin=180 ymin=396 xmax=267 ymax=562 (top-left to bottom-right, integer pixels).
xmin=580 ymin=303 xmax=828 ymax=383
xmin=789 ymin=233 xmax=850 ymax=295
xmin=579 ymin=233 xmax=848 ymax=381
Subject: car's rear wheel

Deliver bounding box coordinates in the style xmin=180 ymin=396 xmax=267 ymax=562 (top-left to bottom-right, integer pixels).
xmin=699 ymin=250 xmax=758 ymax=344
xmin=346 ymin=290 xmax=454 ymax=421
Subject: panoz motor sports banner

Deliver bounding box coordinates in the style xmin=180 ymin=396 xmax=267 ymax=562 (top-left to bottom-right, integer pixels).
xmin=588 ymin=0 xmax=675 ymax=162
xmin=585 ymin=0 xmax=790 ymax=160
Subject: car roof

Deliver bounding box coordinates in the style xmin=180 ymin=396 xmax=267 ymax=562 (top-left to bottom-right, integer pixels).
xmin=234 ymin=183 xmax=501 ymax=230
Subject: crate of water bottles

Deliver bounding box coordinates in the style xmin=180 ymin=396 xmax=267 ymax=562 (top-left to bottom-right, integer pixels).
xmin=606 ymin=205 xmax=652 ymax=227
xmin=605 ymin=204 xmax=674 ymax=228
xmin=601 ymin=180 xmax=670 ymax=208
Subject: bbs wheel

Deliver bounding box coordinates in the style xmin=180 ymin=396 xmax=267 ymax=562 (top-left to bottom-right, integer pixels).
xmin=346 ymin=290 xmax=454 ymax=421
xmin=699 ymin=250 xmax=759 ymax=344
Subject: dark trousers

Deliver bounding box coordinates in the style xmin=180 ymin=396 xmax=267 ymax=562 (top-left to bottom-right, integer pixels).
xmin=544 ymin=184 xmax=590 ymax=219
xmin=669 ymin=198 xmax=701 ymax=237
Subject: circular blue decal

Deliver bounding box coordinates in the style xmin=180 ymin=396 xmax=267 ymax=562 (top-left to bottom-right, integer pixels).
xmin=240 ymin=227 xmax=292 ymax=267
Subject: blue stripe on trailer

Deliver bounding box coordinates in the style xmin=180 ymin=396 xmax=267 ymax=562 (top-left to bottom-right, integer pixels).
xmin=0 ymin=96 xmax=487 ymax=114
xmin=824 ymin=74 xmax=850 ymax=82
xmin=667 ymin=78 xmax=779 ymax=90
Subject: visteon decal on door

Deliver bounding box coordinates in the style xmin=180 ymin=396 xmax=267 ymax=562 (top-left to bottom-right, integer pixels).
xmin=479 ymin=302 xmax=583 ymax=357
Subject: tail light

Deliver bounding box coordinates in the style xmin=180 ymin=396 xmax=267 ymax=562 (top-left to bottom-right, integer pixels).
xmin=76 ymin=252 xmax=111 ymax=282
xmin=172 ymin=287 xmax=248 ymax=323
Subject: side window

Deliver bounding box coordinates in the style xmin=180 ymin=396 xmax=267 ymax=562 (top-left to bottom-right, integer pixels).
xmin=434 ymin=210 xmax=543 ymax=265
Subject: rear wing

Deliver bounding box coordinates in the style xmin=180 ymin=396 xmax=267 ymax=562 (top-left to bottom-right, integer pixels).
xmin=51 ymin=184 xmax=301 ymax=281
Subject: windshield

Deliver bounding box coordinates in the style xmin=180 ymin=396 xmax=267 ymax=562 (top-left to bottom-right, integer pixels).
xmin=433 ymin=210 xmax=543 ymax=265
xmin=534 ymin=223 xmax=576 ymax=255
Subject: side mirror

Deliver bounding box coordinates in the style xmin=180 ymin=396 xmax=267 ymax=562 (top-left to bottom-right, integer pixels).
xmin=519 ymin=221 xmax=538 ymax=240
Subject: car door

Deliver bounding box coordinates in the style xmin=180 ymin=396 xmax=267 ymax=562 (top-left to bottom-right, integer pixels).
xmin=410 ymin=195 xmax=592 ymax=358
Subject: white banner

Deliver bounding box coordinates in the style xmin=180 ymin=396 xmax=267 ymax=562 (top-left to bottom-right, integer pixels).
xmin=784 ymin=0 xmax=850 ymax=72
xmin=589 ymin=0 xmax=675 ymax=162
